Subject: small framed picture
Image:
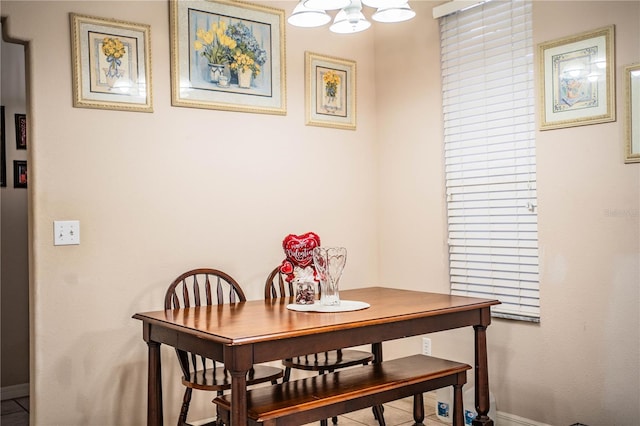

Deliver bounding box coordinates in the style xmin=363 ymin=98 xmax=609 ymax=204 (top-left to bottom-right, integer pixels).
xmin=13 ymin=160 xmax=27 ymax=188
xmin=15 ymin=113 xmax=26 ymax=149
xmin=624 ymin=63 xmax=640 ymax=164
xmin=538 ymin=26 xmax=615 ymax=130
xmin=70 ymin=13 xmax=152 ymax=112
xmin=1 ymin=106 xmax=6 ymax=187
xmin=305 ymin=52 xmax=356 ymax=130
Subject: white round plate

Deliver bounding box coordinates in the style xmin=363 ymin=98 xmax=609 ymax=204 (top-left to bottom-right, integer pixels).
xmin=286 ymin=300 xmax=370 ymax=313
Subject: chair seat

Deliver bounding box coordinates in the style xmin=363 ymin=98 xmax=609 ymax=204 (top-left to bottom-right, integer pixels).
xmin=283 ymin=349 xmax=374 ymax=372
xmin=183 ymin=364 xmax=284 ymax=391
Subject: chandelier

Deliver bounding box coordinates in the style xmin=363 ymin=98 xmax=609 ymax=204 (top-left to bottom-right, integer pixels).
xmin=288 ymin=0 xmax=416 ymax=34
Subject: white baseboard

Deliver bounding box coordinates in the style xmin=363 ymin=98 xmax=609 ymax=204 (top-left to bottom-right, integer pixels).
xmin=423 ymin=392 xmax=552 ymax=426
xmin=497 ymin=411 xmax=553 ymax=426
xmin=0 ymin=383 xmax=29 ymax=401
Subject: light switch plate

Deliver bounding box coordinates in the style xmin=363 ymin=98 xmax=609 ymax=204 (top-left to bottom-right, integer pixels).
xmin=54 ymin=220 xmax=80 ymax=245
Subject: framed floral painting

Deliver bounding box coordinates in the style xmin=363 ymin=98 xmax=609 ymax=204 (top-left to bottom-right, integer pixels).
xmin=70 ymin=13 xmax=152 ymax=112
xmin=170 ymin=0 xmax=286 ymax=115
xmin=305 ymin=52 xmax=356 ymax=130
xmin=538 ymin=26 xmax=615 ymax=130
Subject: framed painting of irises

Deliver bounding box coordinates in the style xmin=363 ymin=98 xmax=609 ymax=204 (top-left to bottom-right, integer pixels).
xmin=305 ymin=52 xmax=356 ymax=130
xmin=70 ymin=13 xmax=153 ymax=112
xmin=170 ymin=0 xmax=286 ymax=115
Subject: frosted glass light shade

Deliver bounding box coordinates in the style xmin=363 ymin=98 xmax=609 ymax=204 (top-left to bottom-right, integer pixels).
xmin=330 ymin=8 xmax=371 ymax=33
xmin=362 ymin=0 xmax=407 ymax=8
xmin=372 ymin=4 xmax=416 ymax=22
xmin=304 ymin=0 xmax=351 ymax=10
xmin=288 ymin=1 xmax=331 ymax=27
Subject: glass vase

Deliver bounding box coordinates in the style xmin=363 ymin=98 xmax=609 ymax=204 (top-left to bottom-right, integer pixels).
xmin=312 ymin=247 xmax=347 ymax=306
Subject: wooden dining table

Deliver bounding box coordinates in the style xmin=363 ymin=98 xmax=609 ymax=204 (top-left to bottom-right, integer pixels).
xmin=133 ymin=286 xmax=500 ymax=426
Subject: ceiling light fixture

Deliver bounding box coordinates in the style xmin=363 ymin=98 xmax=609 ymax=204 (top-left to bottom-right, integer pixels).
xmin=288 ymin=0 xmax=416 ymax=32
xmin=372 ymin=4 xmax=416 ymax=23
xmin=305 ymin=0 xmax=351 ymax=10
xmin=288 ymin=2 xmax=332 ymax=27
xmin=361 ymin=0 xmax=407 ymax=8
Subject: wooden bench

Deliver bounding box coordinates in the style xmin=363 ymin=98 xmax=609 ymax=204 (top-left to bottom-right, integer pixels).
xmin=214 ymin=354 xmax=470 ymax=426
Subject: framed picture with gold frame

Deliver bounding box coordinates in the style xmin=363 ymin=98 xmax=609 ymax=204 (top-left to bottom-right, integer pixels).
xmin=305 ymin=52 xmax=356 ymax=130
xmin=70 ymin=13 xmax=153 ymax=112
xmin=624 ymin=63 xmax=640 ymax=164
xmin=170 ymin=0 xmax=286 ymax=115
xmin=538 ymin=26 xmax=615 ymax=130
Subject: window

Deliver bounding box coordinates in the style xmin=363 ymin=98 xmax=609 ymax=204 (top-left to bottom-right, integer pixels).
xmin=440 ymin=0 xmax=539 ymax=321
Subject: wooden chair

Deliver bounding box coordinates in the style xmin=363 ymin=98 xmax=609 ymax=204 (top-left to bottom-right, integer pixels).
xmin=165 ymin=268 xmax=284 ymax=426
xmin=264 ymin=267 xmax=383 ymax=426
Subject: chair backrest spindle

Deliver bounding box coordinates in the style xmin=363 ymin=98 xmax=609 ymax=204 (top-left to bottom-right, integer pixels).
xmin=192 ymin=275 xmax=202 ymax=306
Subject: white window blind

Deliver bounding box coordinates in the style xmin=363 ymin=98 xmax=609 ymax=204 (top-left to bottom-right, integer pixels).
xmin=440 ymin=0 xmax=539 ymax=321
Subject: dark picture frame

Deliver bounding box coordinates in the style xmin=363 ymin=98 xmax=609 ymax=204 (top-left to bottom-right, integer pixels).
xmin=1 ymin=106 xmax=6 ymax=187
xmin=13 ymin=160 xmax=27 ymax=188
xmin=15 ymin=113 xmax=26 ymax=149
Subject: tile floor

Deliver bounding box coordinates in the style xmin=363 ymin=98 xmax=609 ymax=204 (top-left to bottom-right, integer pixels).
xmin=1 ymin=396 xmax=29 ymax=426
xmin=0 ymin=395 xmax=450 ymax=426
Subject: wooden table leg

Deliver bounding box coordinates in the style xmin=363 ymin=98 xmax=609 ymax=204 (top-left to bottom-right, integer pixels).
xmin=147 ymin=340 xmax=163 ymax=426
xmin=227 ymin=344 xmax=252 ymax=425
xmin=452 ymin=383 xmax=464 ymax=426
xmin=472 ymin=324 xmax=493 ymax=426
xmin=412 ymin=393 xmax=424 ymax=425
xmin=370 ymin=342 xmax=387 ymax=425
xmin=230 ymin=370 xmax=248 ymax=425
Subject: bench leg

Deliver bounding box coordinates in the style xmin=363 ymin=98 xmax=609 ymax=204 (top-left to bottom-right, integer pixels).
xmin=412 ymin=393 xmax=424 ymax=425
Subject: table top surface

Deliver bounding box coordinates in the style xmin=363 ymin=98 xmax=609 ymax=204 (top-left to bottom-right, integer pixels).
xmin=133 ymin=287 xmax=500 ymax=345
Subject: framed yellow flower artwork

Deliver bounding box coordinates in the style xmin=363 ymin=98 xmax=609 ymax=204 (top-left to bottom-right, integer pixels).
xmin=170 ymin=0 xmax=286 ymax=115
xmin=305 ymin=52 xmax=356 ymax=130
xmin=70 ymin=13 xmax=152 ymax=113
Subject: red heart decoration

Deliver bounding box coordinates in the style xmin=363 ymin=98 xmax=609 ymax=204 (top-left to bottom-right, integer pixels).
xmin=282 ymin=232 xmax=321 ymax=268
xmin=280 ymin=260 xmax=294 ymax=275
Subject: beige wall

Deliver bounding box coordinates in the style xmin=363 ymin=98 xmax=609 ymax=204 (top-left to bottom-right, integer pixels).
xmin=376 ymin=1 xmax=640 ymax=425
xmin=1 ymin=26 xmax=29 ymax=389
xmin=1 ymin=0 xmax=639 ymax=425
